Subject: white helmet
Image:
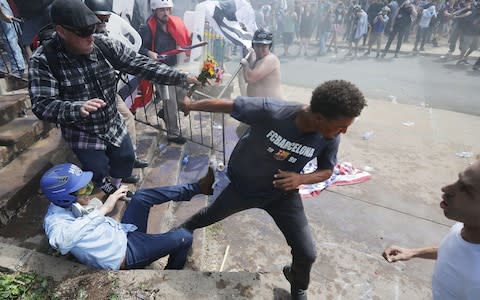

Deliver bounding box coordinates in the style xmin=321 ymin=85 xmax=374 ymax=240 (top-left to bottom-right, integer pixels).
xmin=151 ymin=0 xmax=173 ymax=10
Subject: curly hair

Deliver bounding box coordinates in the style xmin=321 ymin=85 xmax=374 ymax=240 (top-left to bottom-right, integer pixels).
xmin=310 ymin=80 xmax=367 ymax=119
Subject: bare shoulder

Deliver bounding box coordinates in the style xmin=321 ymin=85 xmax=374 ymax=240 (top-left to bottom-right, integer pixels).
xmin=265 ymin=53 xmax=281 ymax=65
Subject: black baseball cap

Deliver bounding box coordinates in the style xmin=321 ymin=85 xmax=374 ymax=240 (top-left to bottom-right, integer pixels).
xmin=50 ymin=0 xmax=101 ymax=29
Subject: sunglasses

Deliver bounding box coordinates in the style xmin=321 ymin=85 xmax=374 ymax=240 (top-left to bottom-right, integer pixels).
xmin=62 ymin=24 xmax=96 ymax=38
xmin=97 ymin=15 xmax=110 ymax=23
xmin=74 ymin=181 xmax=95 ymax=197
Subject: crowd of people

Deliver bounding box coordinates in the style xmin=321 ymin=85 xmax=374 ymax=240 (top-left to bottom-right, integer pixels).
xmin=256 ymin=0 xmax=480 ymax=67
xmin=0 ymin=0 xmax=478 ymax=299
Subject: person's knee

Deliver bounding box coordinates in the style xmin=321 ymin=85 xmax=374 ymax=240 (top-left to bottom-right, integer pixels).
xmin=299 ymin=246 xmax=317 ymax=265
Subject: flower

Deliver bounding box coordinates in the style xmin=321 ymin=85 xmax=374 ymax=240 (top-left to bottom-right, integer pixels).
xmin=197 ymin=55 xmax=224 ymax=86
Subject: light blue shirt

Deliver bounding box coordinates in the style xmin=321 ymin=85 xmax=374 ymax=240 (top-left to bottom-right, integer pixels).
xmin=43 ymin=203 xmax=137 ymax=270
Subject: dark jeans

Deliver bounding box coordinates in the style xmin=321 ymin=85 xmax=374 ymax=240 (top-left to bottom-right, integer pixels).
xmin=122 ymin=183 xmax=203 ymax=269
xmin=180 ymin=184 xmax=317 ymax=290
xmin=448 ymin=23 xmax=460 ymax=52
xmin=73 ymin=134 xmax=135 ymax=185
xmin=384 ymin=24 xmax=409 ymax=54
xmin=414 ymin=27 xmax=430 ymax=49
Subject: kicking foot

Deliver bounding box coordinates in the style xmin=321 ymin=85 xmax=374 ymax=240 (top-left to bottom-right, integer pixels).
xmin=197 ymin=166 xmax=215 ymax=195
xmin=283 ymin=265 xmax=308 ymax=300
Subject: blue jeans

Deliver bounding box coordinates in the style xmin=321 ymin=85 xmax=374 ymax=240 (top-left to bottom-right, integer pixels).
xmin=122 ymin=183 xmax=202 ymax=269
xmin=0 ymin=0 xmax=25 ymax=76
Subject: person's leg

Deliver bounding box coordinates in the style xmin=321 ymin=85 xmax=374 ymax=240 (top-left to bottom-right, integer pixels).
xmin=164 ymin=85 xmax=181 ymax=137
xmin=420 ymin=28 xmax=428 ymax=50
xmin=383 ymin=27 xmax=397 ymax=54
xmin=448 ymin=23 xmax=459 ymax=53
xmin=413 ymin=27 xmax=421 ymax=50
xmin=122 ymin=183 xmax=203 ymax=233
xmin=395 ymin=26 xmax=407 ymax=55
xmin=376 ymin=34 xmax=382 ymax=56
xmin=106 ymin=134 xmax=135 ymax=181
xmin=124 ymin=229 xmax=193 ymax=270
xmin=265 ymin=192 xmax=316 ymax=293
xmin=116 ymin=95 xmax=136 ymax=149
xmin=0 ymin=16 xmax=25 ymax=76
xmin=73 ymin=148 xmax=110 ymax=185
xmin=179 ymin=184 xmax=262 ymax=231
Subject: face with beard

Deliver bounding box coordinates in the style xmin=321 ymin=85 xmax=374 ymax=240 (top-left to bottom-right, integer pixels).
xmin=154 ymin=7 xmax=172 ymax=24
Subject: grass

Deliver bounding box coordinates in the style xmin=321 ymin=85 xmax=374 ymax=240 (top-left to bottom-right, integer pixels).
xmin=0 ymin=271 xmax=56 ymax=300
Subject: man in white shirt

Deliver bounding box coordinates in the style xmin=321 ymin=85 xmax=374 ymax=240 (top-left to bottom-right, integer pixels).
xmin=383 ymin=159 xmax=480 ymax=299
xmin=413 ymin=2 xmax=437 ymax=51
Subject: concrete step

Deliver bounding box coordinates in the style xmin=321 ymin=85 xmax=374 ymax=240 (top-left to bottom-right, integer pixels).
xmin=0 ymin=93 xmax=30 ymax=126
xmin=0 ymin=129 xmax=65 ymax=226
xmin=143 ymin=140 xmax=184 ymax=234
xmin=0 ymin=114 xmax=53 ymax=167
xmin=172 ymin=143 xmax=213 ymax=271
xmin=0 ymin=240 xmax=288 ymax=299
xmin=115 ymin=269 xmax=284 ymax=300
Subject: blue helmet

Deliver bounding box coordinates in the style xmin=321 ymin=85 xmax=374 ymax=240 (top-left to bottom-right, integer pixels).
xmin=40 ymin=163 xmax=93 ymax=208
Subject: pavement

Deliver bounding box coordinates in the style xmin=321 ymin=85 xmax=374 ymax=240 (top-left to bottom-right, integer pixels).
xmin=0 ymin=48 xmax=478 ymax=299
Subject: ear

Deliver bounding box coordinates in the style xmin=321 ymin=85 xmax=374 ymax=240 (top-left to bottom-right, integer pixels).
xmin=56 ymin=25 xmax=66 ymax=39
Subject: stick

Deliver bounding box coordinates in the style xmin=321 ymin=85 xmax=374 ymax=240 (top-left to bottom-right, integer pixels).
xmin=219 ymin=244 xmax=230 ymax=272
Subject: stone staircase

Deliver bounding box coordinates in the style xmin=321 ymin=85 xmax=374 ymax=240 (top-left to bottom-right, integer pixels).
xmin=0 ymin=74 xmax=285 ymax=299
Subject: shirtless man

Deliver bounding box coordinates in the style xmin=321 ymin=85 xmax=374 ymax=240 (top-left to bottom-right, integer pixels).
xmin=240 ymin=28 xmax=283 ymax=99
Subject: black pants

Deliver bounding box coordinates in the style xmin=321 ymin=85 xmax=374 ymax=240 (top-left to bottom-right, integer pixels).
xmin=73 ymin=134 xmax=135 ymax=185
xmin=181 ymin=183 xmax=317 ymax=290
xmin=448 ymin=23 xmax=460 ymax=52
xmin=384 ymin=24 xmax=408 ymax=54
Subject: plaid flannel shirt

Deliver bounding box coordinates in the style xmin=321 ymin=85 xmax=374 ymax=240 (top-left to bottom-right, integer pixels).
xmin=29 ymin=34 xmax=188 ymax=150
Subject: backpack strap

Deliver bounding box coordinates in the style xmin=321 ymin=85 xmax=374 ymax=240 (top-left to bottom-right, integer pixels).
xmin=43 ymin=39 xmax=62 ymax=82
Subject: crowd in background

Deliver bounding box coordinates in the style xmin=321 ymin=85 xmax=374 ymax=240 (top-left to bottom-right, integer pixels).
xmin=1 ymin=0 xmax=480 ymax=80
xmin=252 ymin=0 xmax=480 ymax=65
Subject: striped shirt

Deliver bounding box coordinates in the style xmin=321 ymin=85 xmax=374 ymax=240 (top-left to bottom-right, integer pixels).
xmin=29 ymin=34 xmax=188 ymax=150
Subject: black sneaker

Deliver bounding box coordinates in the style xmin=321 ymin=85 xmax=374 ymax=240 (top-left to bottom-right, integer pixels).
xmin=167 ymin=135 xmax=187 ymax=145
xmin=283 ymin=265 xmax=308 ymax=300
xmin=156 ymin=108 xmax=165 ymax=120
xmin=100 ymin=179 xmax=134 ymax=198
xmin=123 ymin=174 xmax=140 ymax=184
xmin=133 ymin=158 xmax=149 ymax=168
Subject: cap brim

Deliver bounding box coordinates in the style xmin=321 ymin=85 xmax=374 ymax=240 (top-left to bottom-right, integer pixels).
xmin=71 ymin=171 xmax=93 ymax=193
xmin=253 ymin=41 xmax=272 ymax=45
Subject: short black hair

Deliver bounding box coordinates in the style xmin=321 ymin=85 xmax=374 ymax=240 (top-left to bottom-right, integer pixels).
xmin=310 ymin=80 xmax=366 ymax=119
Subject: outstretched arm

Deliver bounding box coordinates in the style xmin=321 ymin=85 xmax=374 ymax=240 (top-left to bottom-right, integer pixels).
xmin=383 ymin=245 xmax=438 ymax=262
xmin=180 ymin=96 xmax=234 ymax=115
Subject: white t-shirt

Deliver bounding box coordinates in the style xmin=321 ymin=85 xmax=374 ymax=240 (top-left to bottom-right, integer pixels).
xmin=419 ymin=5 xmax=437 ymax=28
xmin=432 ymin=223 xmax=480 ymax=300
